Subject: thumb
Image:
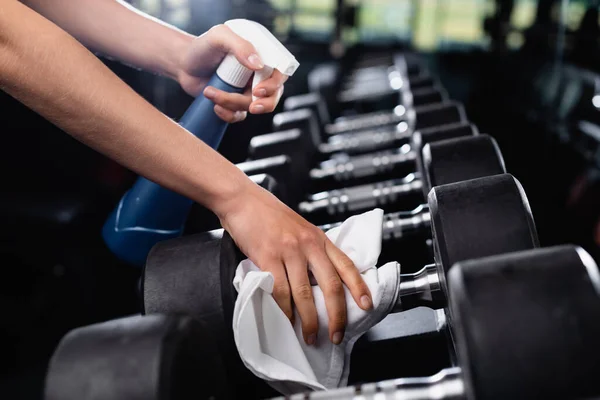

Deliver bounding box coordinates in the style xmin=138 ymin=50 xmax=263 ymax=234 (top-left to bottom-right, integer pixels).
xmin=207 ymin=24 xmax=264 ymax=71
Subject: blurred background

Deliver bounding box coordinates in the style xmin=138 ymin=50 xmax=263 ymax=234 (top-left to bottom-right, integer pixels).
xmin=1 ymin=0 xmax=599 ymax=398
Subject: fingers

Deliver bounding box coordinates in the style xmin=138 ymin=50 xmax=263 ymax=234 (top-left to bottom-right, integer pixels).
xmin=325 ymin=239 xmax=372 ymax=311
xmin=250 ymin=70 xmax=287 ymax=114
xmin=206 ymin=24 xmax=264 ymax=71
xmin=251 ymin=70 xmax=288 ymax=99
xmin=306 ymin=239 xmax=347 ymax=345
xmin=284 ymin=247 xmax=319 ymax=345
xmin=213 ymin=105 xmax=247 ymax=123
xmin=204 ymin=86 xmax=251 ymax=111
xmin=262 ymin=261 xmax=294 ymax=322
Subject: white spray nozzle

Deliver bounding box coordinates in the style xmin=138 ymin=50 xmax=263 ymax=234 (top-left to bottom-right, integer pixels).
xmin=216 ymin=19 xmax=299 ymax=98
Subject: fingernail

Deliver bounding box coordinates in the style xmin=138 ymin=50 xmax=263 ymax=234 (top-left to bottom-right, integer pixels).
xmin=306 ymin=334 xmax=316 ymax=346
xmin=360 ymin=295 xmax=372 ymax=310
xmin=248 ymin=53 xmax=264 ymax=68
xmin=332 ymin=331 xmax=343 ymax=345
xmin=251 ymin=104 xmax=264 ymax=113
xmin=204 ymin=87 xmax=216 ymax=99
xmin=254 ymin=88 xmax=267 ymax=97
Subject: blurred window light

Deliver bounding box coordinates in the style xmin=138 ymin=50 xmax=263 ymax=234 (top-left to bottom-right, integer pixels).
xmin=356 ymin=0 xmax=413 ymax=42
xmin=439 ymin=0 xmax=486 ymax=44
xmin=506 ymin=31 xmax=525 ymax=49
xmin=269 ymin=0 xmax=335 ymax=39
xmin=412 ymin=0 xmax=438 ymax=50
xmin=564 ymin=2 xmax=586 ymax=31
xmin=510 ymin=0 xmax=536 ymax=30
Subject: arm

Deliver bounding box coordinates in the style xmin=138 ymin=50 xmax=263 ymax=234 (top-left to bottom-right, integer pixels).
xmin=1 ymin=0 xmax=373 ymax=345
xmin=19 ymin=0 xmax=191 ymax=81
xmin=2 ymin=0 xmax=243 ymax=210
xmin=19 ymin=0 xmax=285 ymax=121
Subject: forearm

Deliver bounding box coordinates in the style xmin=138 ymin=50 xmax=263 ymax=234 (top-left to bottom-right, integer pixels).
xmin=0 ymin=0 xmax=249 ymax=213
xmin=19 ymin=0 xmax=194 ymax=81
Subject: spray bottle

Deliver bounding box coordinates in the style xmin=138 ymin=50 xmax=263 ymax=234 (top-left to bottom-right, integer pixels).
xmin=102 ymin=19 xmax=299 ymax=266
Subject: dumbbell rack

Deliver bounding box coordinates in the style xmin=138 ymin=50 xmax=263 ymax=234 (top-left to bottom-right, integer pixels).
xmin=41 ymin=49 xmax=600 ymax=400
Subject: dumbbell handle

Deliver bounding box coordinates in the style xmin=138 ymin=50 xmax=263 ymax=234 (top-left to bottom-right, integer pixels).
xmin=324 ymin=106 xmax=408 ymax=135
xmin=319 ymin=204 xmax=431 ymax=239
xmin=299 ymin=178 xmax=423 ymax=215
xmin=275 ymin=367 xmax=464 ymax=399
xmin=319 ymin=124 xmax=412 ymax=154
xmin=382 ymin=206 xmax=431 ymax=240
xmin=311 ymin=147 xmax=417 ymax=181
xmin=395 ymin=263 xmax=441 ymax=312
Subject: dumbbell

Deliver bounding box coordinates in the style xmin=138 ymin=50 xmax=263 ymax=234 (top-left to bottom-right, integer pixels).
xmin=197 ymin=129 xmax=489 ymax=235
xmin=341 ymin=64 xmax=433 ymax=93
xmin=278 ymin=244 xmax=600 ymax=400
xmin=197 ymin=134 xmax=506 ymax=271
xmin=255 ymin=104 xmax=467 ymax=170
xmin=297 ymin=134 xmax=506 ymax=225
xmin=282 ymin=86 xmax=447 ymax=136
xmin=271 ymin=101 xmax=466 ymax=152
xmin=43 ymin=314 xmax=229 ymax=400
xmin=234 ymin=134 xmax=501 ymax=231
xmin=250 ymin=115 xmax=475 ymax=195
xmin=142 ymin=173 xmax=539 ymax=395
xmin=343 ymin=52 xmax=428 ymax=86
xmin=309 ymin=54 xmax=435 ymax=108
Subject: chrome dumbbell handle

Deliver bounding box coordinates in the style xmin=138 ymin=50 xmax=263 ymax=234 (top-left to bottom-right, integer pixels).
xmin=318 ymin=204 xmax=430 ymax=240
xmin=278 ymin=367 xmax=464 ymax=400
xmin=392 ymin=263 xmax=441 ymax=313
xmin=324 ymin=106 xmax=410 ymax=135
xmin=311 ymin=147 xmax=416 ymax=181
xmin=398 ymin=264 xmax=440 ymax=299
xmin=319 ymin=123 xmax=412 ymax=154
xmin=338 ymin=69 xmax=407 ymax=103
xmin=299 ymin=177 xmax=423 ymax=215
xmin=382 ymin=205 xmax=431 ymax=240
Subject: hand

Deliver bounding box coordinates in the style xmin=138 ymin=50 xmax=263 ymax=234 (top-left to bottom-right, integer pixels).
xmin=177 ymin=24 xmax=287 ymax=123
xmin=216 ymin=181 xmax=373 ymax=345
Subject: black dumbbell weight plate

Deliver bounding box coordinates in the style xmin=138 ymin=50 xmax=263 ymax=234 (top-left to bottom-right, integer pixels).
xmin=428 ymin=174 xmax=540 ymax=296
xmin=44 ymin=315 xmax=227 ymax=400
xmin=449 ymin=245 xmax=600 ymax=400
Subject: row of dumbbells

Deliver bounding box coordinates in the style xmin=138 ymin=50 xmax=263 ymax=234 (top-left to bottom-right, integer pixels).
xmin=46 ymin=51 xmax=515 ymax=395
xmin=42 ymin=54 xmax=600 ymax=399
xmin=193 ymin=54 xmax=478 ymax=265
xmin=44 ymin=53 xmax=476 ymax=398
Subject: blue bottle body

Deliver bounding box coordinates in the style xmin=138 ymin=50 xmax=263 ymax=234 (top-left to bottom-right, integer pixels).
xmin=102 ymin=74 xmax=245 ymax=266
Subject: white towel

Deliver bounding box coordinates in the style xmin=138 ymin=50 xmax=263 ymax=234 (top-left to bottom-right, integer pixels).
xmin=232 ymin=208 xmax=401 ymax=395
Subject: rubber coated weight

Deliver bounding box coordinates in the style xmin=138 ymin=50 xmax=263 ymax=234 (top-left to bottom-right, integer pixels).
xmin=283 ymin=245 xmax=600 ymax=399
xmin=388 ymin=172 xmax=538 ymax=313
xmin=421 ymin=134 xmax=505 ymax=195
xmin=143 ymin=233 xmax=275 ymax=399
xmin=410 ymin=121 xmax=479 ymax=178
xmin=428 ymin=173 xmax=539 ymax=298
xmin=449 ymin=245 xmax=600 ymax=400
xmin=44 ymin=314 xmax=227 ymax=400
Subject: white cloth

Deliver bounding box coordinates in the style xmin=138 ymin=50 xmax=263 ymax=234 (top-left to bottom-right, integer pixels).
xmin=232 ymin=209 xmax=401 ymax=395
